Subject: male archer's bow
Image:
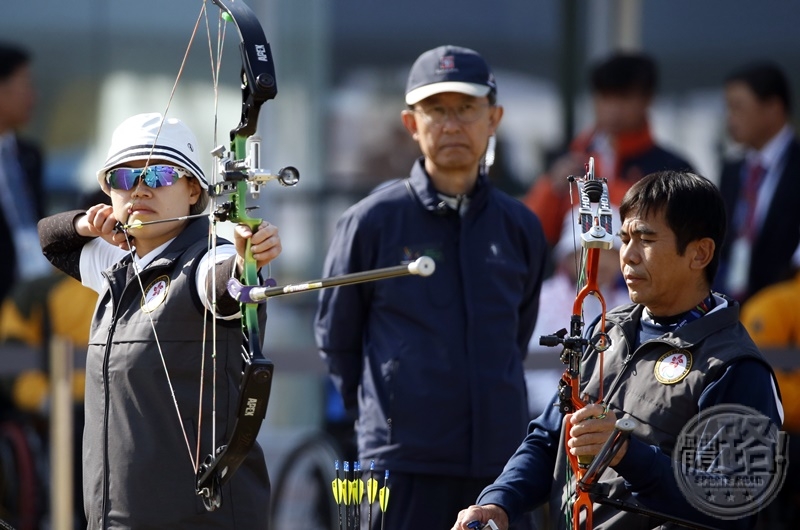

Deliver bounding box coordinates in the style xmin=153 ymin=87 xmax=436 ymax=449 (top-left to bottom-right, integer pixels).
xmin=453 ymin=158 xmax=625 ymax=530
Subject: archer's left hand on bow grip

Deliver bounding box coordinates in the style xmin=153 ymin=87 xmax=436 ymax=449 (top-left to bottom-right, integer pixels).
xmin=234 ymin=221 xmax=281 ymax=271
xmin=568 ymin=403 xmax=626 ymax=466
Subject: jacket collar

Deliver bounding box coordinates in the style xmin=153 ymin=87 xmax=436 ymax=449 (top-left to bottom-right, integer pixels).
xmin=605 ymin=293 xmax=740 ymax=350
xmin=407 ymin=157 xmax=491 ymax=215
xmin=107 ymin=216 xmax=210 ymax=277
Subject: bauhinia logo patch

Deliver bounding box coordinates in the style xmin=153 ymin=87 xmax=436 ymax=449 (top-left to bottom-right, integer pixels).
xmin=654 ymin=349 xmax=692 ymax=384
xmin=141 ymin=275 xmax=170 ymax=313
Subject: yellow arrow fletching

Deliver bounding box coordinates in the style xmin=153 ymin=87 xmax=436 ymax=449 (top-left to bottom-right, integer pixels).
xmin=379 ymin=486 xmax=390 ymax=512
xmin=331 ymin=479 xmax=341 ymax=504
xmin=348 ymin=479 xmax=363 ymax=504
xmin=355 ymin=479 xmax=365 ymax=502
xmin=367 ymin=478 xmax=378 ymax=503
xmin=126 ymin=219 xmax=143 ymax=229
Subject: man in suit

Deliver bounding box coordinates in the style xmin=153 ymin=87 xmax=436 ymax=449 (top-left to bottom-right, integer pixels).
xmin=0 ymin=42 xmax=47 ymax=303
xmin=718 ymin=61 xmax=800 ymax=302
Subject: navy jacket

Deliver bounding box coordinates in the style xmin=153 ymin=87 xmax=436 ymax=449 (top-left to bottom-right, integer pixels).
xmin=315 ymin=159 xmax=548 ymax=477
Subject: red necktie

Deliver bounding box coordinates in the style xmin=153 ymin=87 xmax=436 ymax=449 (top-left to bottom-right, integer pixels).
xmin=740 ymin=161 xmax=765 ymax=240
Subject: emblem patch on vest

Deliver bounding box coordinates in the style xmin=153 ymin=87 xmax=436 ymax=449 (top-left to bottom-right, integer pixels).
xmin=654 ymin=349 xmax=692 ymax=384
xmin=141 ymin=275 xmax=170 ymax=313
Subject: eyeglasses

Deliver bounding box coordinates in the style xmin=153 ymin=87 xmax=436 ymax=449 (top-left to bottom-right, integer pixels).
xmin=413 ymin=102 xmax=491 ymax=125
xmin=105 ymin=165 xmax=192 ymax=190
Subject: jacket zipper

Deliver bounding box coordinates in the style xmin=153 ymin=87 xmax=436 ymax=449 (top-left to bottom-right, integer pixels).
xmin=100 ymin=312 xmax=116 ymax=529
xmin=100 ymin=268 xmax=133 ymax=529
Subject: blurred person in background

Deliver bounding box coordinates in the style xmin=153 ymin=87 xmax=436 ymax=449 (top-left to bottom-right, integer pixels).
xmin=741 ymin=239 xmax=800 ymax=430
xmin=0 ymin=42 xmax=50 ymax=305
xmin=0 ymin=42 xmax=51 ymax=530
xmin=717 ymin=60 xmax=800 ymax=303
xmin=523 ymin=52 xmax=693 ymax=247
xmin=315 ymin=45 xmax=547 ymax=530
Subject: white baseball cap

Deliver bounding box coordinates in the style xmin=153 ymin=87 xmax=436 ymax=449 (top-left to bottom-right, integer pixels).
xmin=96 ymin=113 xmax=208 ymax=191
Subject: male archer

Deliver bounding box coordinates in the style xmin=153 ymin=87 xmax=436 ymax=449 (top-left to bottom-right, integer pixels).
xmin=453 ymin=171 xmax=783 ymax=530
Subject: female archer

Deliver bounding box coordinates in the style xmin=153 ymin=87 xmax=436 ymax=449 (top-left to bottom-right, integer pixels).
xmin=38 ymin=113 xmax=279 ymax=529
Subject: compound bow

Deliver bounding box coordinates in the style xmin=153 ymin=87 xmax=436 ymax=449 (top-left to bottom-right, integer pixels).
xmin=192 ymin=0 xmax=301 ymax=510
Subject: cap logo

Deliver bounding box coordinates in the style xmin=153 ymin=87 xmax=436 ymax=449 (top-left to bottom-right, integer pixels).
xmin=437 ymin=55 xmax=456 ymax=73
xmin=187 ymin=142 xmax=194 ymax=152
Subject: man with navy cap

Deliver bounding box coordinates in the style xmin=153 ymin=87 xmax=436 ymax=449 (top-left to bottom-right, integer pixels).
xmin=316 ymin=45 xmax=547 ymax=529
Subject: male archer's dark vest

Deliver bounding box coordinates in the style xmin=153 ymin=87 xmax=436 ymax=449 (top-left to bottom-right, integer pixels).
xmin=548 ymin=301 xmax=771 ymax=530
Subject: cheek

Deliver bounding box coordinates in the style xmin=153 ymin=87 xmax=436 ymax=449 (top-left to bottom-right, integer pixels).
xmin=110 ymin=193 xmax=128 ymax=211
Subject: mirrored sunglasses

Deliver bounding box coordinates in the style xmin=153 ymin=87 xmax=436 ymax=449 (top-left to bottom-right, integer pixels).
xmin=105 ymin=165 xmax=192 ymax=191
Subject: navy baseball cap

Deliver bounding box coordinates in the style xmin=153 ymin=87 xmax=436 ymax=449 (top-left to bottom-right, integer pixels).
xmin=405 ymin=45 xmax=497 ymax=106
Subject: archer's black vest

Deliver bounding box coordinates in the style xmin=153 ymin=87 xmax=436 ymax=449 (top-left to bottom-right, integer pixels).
xmin=84 ymin=218 xmax=270 ymax=529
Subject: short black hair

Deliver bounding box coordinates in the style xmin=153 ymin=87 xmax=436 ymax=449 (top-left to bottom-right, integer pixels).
xmin=590 ymin=52 xmax=657 ymax=97
xmin=620 ymin=171 xmax=726 ymax=286
xmin=725 ymin=60 xmax=791 ymax=114
xmin=0 ymin=42 xmax=30 ymax=82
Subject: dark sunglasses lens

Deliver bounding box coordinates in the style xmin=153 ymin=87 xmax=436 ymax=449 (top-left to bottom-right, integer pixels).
xmin=107 ymin=168 xmax=141 ymax=190
xmin=147 ymin=166 xmax=181 ymax=188
xmin=107 ymin=165 xmax=184 ymax=190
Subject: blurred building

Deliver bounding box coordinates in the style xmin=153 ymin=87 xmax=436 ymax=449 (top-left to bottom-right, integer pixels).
xmin=3 ymin=0 xmax=798 ymax=404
